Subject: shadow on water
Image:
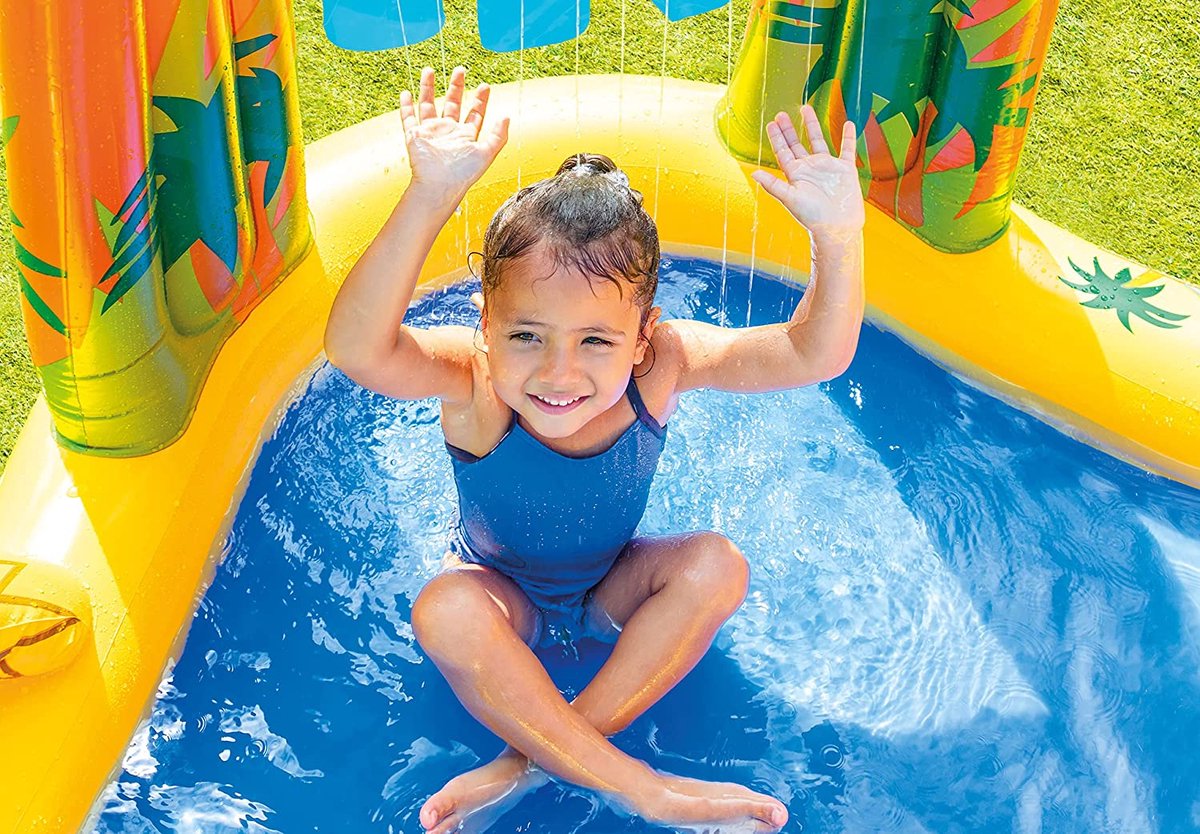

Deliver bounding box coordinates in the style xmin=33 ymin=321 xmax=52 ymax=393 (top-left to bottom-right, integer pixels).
xmin=93 ymin=256 xmax=1200 ymax=834
xmin=655 ymin=259 xmax=1200 ymax=831
xmin=817 ymin=316 xmax=1200 ymax=831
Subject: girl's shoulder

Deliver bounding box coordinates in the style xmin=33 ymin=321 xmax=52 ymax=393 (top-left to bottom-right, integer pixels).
xmin=439 ymin=343 xmax=513 ymax=457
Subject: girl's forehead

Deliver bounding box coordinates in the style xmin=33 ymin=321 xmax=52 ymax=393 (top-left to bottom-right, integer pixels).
xmin=489 ymin=268 xmax=639 ymax=325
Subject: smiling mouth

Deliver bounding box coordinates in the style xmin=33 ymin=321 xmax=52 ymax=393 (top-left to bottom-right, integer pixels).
xmin=529 ymin=393 xmax=589 ymax=413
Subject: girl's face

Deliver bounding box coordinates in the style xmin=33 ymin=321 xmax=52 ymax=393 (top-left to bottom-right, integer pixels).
xmin=482 ymin=243 xmax=659 ymax=439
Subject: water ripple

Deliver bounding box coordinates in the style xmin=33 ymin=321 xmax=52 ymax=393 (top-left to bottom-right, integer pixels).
xmin=92 ymin=259 xmax=1200 ymax=834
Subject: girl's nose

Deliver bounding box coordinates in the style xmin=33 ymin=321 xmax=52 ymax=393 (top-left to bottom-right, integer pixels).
xmin=540 ymin=345 xmax=582 ymax=385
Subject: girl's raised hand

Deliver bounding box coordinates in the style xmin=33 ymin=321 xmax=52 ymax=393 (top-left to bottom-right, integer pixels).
xmin=399 ymin=66 xmax=510 ymax=199
xmin=751 ymin=106 xmax=865 ymax=236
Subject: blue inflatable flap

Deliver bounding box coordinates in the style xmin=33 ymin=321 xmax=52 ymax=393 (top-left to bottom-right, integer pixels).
xmin=324 ymin=0 xmax=730 ymax=52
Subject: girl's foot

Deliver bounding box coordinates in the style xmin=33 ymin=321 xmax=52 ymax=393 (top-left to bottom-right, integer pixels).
xmin=420 ymin=753 xmax=786 ymax=834
xmin=635 ymin=773 xmax=789 ymax=833
xmin=419 ymin=751 xmax=549 ymax=834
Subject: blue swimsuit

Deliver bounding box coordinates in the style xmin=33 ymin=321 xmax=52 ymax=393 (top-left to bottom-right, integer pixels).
xmin=445 ymin=376 xmax=667 ymax=615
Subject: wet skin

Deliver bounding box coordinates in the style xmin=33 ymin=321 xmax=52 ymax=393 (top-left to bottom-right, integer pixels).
xmin=419 ymin=254 xmax=786 ymax=832
xmin=326 ymin=62 xmax=864 ymax=834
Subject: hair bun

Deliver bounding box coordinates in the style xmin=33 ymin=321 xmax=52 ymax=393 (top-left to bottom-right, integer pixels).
xmin=556 ymin=152 xmax=619 ymax=177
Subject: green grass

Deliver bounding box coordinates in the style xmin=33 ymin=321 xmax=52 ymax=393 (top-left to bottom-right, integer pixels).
xmin=1 ymin=0 xmax=1196 ymax=473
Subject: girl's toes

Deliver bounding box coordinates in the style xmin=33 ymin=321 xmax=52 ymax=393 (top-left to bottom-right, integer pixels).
xmin=419 ymin=792 xmax=457 ymax=831
xmin=429 ymin=812 xmax=464 ymax=834
xmin=753 ymin=799 xmax=788 ymax=830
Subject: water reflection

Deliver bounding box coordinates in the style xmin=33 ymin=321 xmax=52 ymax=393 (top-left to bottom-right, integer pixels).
xmin=93 ymin=257 xmax=1200 ymax=834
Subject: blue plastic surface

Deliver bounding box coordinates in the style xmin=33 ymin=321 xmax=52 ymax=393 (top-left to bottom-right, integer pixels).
xmin=323 ymin=0 xmax=729 ymax=53
xmin=323 ymin=0 xmax=445 ymax=51
xmin=478 ymin=0 xmax=589 ymax=51
xmin=648 ymin=0 xmax=729 ymax=22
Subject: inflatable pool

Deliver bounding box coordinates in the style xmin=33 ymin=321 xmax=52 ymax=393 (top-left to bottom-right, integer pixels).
xmin=1 ymin=0 xmax=1197 ymax=831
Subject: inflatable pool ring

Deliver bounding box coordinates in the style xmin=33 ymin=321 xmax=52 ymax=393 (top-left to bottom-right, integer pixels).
xmin=0 ymin=0 xmax=1196 ymax=830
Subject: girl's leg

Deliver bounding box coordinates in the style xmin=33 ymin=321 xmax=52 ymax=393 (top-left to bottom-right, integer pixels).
xmin=412 ymin=557 xmax=784 ymax=833
xmin=572 ymin=531 xmax=753 ymax=735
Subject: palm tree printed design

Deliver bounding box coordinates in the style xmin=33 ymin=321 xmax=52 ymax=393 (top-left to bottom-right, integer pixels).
xmin=100 ymin=167 xmax=160 ymax=313
xmin=234 ymin=33 xmax=290 ymax=205
xmin=3 ymin=115 xmax=68 ymax=335
xmin=101 ymin=33 xmax=291 ymax=314
xmin=748 ymin=0 xmax=1049 ymax=242
xmin=1059 ymin=258 xmax=1190 ymax=333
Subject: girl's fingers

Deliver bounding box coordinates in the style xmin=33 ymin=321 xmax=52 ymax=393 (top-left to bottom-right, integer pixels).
xmin=463 ymin=84 xmax=491 ymax=134
xmin=443 ymin=65 xmax=467 ymax=121
xmin=801 ymin=104 xmax=829 ymax=155
xmin=765 ymin=119 xmax=797 ymax=168
xmin=482 ymin=115 xmax=511 ymax=157
xmin=751 ymin=169 xmax=789 ymax=203
xmin=418 ymin=66 xmax=437 ymax=121
xmin=839 ymin=120 xmax=858 ymax=162
xmin=776 ymin=112 xmax=807 ymax=158
xmin=399 ymin=89 xmax=418 ymax=141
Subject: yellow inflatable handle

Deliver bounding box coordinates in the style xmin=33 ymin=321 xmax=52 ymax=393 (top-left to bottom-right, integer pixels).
xmin=0 ymin=558 xmax=92 ymax=678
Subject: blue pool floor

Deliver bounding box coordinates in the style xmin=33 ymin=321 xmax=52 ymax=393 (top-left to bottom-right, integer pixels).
xmin=93 ymin=256 xmax=1200 ymax=833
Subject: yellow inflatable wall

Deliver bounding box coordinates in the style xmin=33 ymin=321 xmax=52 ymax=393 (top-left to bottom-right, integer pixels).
xmin=0 ymin=1 xmax=1197 ymax=831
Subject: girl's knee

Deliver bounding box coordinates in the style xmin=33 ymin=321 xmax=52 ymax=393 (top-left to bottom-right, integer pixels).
xmin=412 ymin=572 xmax=496 ymax=656
xmin=682 ymin=532 xmax=750 ymax=612
xmin=412 ymin=570 xmax=536 ymax=656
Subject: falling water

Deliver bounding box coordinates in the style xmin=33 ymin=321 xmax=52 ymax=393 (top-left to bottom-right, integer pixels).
xmin=620 ymin=0 xmax=628 ymax=75
xmin=746 ymin=0 xmax=779 ymax=327
xmin=517 ymin=0 xmax=525 ymax=188
xmin=651 ymin=8 xmax=669 ymax=224
xmin=435 ymin=2 xmax=448 ymax=80
xmin=618 ymin=0 xmax=627 ymax=164
xmin=394 ymin=0 xmax=416 ymax=105
xmin=574 ymin=1 xmax=582 ymax=147
xmin=718 ymin=0 xmax=735 ymax=322
xmin=857 ymin=0 xmax=866 ymax=125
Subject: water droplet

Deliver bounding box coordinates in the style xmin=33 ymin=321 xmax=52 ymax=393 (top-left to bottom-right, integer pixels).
xmin=820 ymin=744 xmax=845 ymax=768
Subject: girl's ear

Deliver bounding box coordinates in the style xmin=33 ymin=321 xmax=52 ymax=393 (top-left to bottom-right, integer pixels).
xmin=472 ymin=291 xmax=488 ymax=331
xmin=634 ymin=306 xmax=663 ymax=363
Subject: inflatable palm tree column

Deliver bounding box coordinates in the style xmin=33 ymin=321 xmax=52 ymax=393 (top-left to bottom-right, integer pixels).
xmin=0 ymin=0 xmax=310 ymax=456
xmin=718 ymin=0 xmax=1058 ymax=253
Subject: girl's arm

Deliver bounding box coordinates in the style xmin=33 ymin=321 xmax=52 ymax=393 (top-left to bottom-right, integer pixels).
xmin=324 ymin=66 xmax=509 ymax=403
xmin=665 ymin=107 xmax=865 ymax=394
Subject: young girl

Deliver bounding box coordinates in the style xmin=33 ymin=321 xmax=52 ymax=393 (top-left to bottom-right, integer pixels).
xmin=325 ymin=67 xmax=864 ymax=834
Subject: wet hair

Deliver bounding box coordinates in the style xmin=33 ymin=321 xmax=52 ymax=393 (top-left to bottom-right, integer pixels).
xmin=479 ymin=153 xmax=660 ymax=323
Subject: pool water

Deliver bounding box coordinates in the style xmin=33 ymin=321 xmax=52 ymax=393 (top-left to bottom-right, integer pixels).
xmin=92 ymin=256 xmax=1200 ymax=833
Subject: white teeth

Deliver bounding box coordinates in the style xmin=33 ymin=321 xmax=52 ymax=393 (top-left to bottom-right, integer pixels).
xmin=537 ymin=395 xmax=581 ymax=407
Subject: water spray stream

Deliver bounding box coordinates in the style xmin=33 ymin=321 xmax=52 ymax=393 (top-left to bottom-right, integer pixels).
xmin=435 ymin=5 xmax=448 ymax=80
xmin=394 ymin=0 xmax=416 ymax=107
xmin=652 ymin=8 xmax=669 ymax=224
xmin=517 ymin=0 xmax=525 ymax=188
xmin=575 ymin=1 xmax=582 ymax=148
xmin=718 ymin=0 xmax=735 ymax=324
xmin=857 ymin=0 xmax=866 ymax=123
xmin=748 ymin=5 xmax=776 ymax=327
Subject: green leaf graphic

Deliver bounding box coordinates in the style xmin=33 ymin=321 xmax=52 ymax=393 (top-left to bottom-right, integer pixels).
xmin=1 ymin=115 xmax=18 ymax=150
xmin=1059 ymin=258 xmax=1190 ymax=332
xmin=18 ymin=275 xmax=66 ymax=336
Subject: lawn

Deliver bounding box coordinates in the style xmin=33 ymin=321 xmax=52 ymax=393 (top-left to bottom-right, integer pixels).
xmin=0 ymin=0 xmax=1196 ymax=472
